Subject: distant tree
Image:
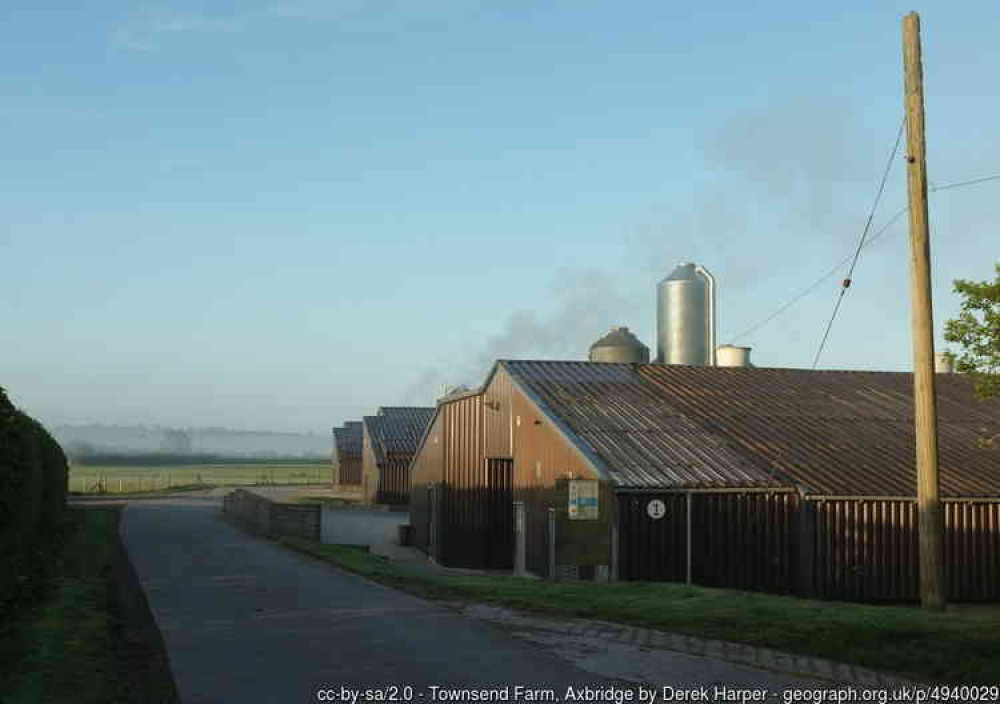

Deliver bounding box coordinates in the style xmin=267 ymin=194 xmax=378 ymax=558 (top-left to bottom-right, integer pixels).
xmin=64 ymin=440 xmax=99 ymax=461
xmin=160 ymin=429 xmax=193 ymax=454
xmin=944 ymin=262 xmax=1000 ymax=402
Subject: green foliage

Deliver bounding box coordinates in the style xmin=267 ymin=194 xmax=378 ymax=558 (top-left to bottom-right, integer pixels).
xmin=944 ymin=263 xmax=1000 ymax=400
xmin=0 ymin=387 xmax=69 ymax=612
xmin=0 ymin=508 xmax=127 ymax=703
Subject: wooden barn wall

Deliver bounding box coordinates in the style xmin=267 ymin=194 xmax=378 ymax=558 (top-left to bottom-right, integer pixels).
xmin=441 ymin=393 xmax=485 ymax=567
xmin=619 ymin=492 xmax=1000 ymax=603
xmin=360 ymin=427 xmax=379 ymax=505
xmin=331 ymin=444 xmax=340 ymax=486
xmin=377 ymin=455 xmax=412 ymax=506
xmin=943 ymin=500 xmax=1000 ymax=601
xmin=408 ymin=368 xmax=604 ymax=573
xmin=333 ymin=448 xmax=362 ymax=487
xmin=339 ymin=456 xmax=362 ymax=486
xmin=505 ymin=370 xmax=601 ymax=578
xmin=409 ymin=410 xmax=444 ymax=555
xmin=483 ymin=370 xmax=514 ymax=458
xmin=810 ymin=499 xmax=1000 ymax=602
xmin=618 ymin=491 xmax=798 ymax=593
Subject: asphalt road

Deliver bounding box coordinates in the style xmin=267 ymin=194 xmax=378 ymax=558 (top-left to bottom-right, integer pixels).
xmin=121 ymin=496 xmax=610 ymax=704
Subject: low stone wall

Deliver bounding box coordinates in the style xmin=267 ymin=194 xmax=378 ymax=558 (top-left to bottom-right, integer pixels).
xmin=222 ymin=489 xmax=320 ymax=541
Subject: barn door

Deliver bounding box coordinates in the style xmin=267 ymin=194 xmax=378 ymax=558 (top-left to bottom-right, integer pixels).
xmin=485 ymin=458 xmax=514 ymax=569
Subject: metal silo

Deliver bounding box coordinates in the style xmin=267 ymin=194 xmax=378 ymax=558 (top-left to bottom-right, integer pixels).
xmin=656 ymin=262 xmax=716 ymax=366
xmin=716 ymin=345 xmax=751 ymax=367
xmin=588 ymin=327 xmax=650 ymax=363
xmin=935 ymin=352 xmax=954 ymax=373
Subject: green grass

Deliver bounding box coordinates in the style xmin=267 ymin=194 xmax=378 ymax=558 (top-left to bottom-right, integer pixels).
xmin=291 ymin=496 xmax=358 ymax=506
xmin=69 ymin=462 xmax=332 ymax=494
xmin=280 ymin=537 xmax=1000 ymax=684
xmin=0 ymin=508 xmax=125 ymax=703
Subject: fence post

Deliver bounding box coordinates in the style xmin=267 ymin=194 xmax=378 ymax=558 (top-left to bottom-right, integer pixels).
xmin=513 ymin=501 xmax=526 ymax=577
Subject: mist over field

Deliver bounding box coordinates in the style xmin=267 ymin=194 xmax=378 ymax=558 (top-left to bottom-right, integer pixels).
xmin=52 ymin=424 xmax=330 ymax=459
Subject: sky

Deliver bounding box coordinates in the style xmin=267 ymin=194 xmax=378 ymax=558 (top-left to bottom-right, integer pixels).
xmin=2 ymin=1 xmax=998 ymax=434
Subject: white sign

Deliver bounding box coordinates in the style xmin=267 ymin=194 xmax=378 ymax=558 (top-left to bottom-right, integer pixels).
xmin=646 ymin=499 xmax=667 ymax=520
xmin=568 ymin=480 xmax=599 ymax=520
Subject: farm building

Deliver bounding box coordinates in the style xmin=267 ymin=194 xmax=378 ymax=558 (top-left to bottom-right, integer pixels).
xmin=408 ymin=360 xmax=1000 ymax=602
xmin=331 ymin=421 xmax=363 ymax=487
xmin=361 ymin=407 xmax=434 ymax=506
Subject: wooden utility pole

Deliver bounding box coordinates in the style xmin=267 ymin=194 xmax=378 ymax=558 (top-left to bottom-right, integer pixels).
xmin=902 ymin=11 xmax=945 ymax=611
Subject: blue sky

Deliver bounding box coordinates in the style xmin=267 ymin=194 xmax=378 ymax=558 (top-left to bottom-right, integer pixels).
xmin=3 ymin=2 xmax=998 ymax=433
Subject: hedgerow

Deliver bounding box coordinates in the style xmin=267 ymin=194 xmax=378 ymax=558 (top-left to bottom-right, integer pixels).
xmin=0 ymin=386 xmax=69 ymax=612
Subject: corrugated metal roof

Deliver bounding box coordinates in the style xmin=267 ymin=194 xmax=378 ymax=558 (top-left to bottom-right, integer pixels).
xmin=365 ymin=407 xmax=435 ymax=460
xmin=333 ymin=421 xmax=363 ymax=457
xmin=638 ymin=365 xmax=1000 ymax=498
xmin=501 ymin=361 xmax=784 ymax=489
xmin=362 ymin=415 xmax=386 ymax=464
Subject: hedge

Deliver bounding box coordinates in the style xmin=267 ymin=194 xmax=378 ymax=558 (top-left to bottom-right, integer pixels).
xmin=0 ymin=387 xmax=69 ymax=611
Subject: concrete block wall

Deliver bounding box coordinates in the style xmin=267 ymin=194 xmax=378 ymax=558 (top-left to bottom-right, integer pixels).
xmin=222 ymin=489 xmax=320 ymax=541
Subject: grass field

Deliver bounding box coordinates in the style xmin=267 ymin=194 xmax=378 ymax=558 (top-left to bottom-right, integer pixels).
xmin=69 ymin=462 xmax=331 ymax=494
xmin=281 ymin=537 xmax=1000 ymax=684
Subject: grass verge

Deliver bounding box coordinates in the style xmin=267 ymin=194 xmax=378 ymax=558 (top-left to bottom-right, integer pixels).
xmin=280 ymin=537 xmax=1000 ymax=684
xmin=0 ymin=507 xmax=179 ymax=703
xmin=291 ymin=496 xmax=359 ymax=506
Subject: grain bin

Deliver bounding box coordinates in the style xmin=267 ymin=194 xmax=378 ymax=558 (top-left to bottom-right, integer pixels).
xmin=935 ymin=353 xmax=955 ymax=373
xmin=716 ymin=345 xmax=751 ymax=367
xmin=656 ymin=262 xmax=716 ymax=366
xmin=588 ymin=327 xmax=650 ymax=363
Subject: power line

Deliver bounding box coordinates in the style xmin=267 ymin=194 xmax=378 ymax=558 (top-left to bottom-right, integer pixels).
xmin=729 ymin=170 xmax=1000 ymax=345
xmin=930 ymin=172 xmax=1000 ymax=193
xmin=811 ymin=118 xmax=905 ymax=369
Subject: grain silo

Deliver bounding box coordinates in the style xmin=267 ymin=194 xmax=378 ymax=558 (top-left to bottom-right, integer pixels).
xmin=588 ymin=327 xmax=650 ymax=363
xmin=716 ymin=345 xmax=751 ymax=367
xmin=935 ymin=353 xmax=955 ymax=373
xmin=656 ymin=262 xmax=716 ymax=366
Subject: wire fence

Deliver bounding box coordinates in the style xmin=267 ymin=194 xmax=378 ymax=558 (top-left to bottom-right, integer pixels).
xmin=68 ymin=468 xmax=330 ymax=494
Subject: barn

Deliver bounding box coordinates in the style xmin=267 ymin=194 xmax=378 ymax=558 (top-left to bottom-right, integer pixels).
xmin=361 ymin=407 xmax=434 ymax=506
xmin=408 ymin=360 xmax=1000 ymax=601
xmin=331 ymin=421 xmax=363 ymax=487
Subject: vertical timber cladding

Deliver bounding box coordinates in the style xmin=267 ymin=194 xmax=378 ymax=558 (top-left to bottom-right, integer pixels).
xmin=380 ymin=456 xmax=409 ymax=505
xmin=441 ymin=393 xmax=486 ymax=567
xmin=812 ymin=499 xmax=920 ymax=602
xmin=811 ymin=498 xmax=1000 ymax=602
xmin=944 ymin=500 xmax=1000 ymax=602
xmin=505 ymin=368 xmax=606 ymax=578
xmin=553 ymin=478 xmax=614 ymax=578
xmin=617 ymin=490 xmax=798 ymax=591
xmin=618 ymin=493 xmax=687 ymax=582
xmin=340 ymin=456 xmax=362 ymax=486
xmin=360 ymin=426 xmax=379 ymax=505
xmin=331 ymin=435 xmax=340 ymax=487
xmin=409 ymin=410 xmax=445 ymax=557
xmin=485 ymin=458 xmax=514 ymax=569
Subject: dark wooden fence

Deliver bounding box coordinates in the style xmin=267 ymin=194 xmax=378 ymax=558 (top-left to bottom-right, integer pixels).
xmin=618 ymin=491 xmax=1000 ymax=603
